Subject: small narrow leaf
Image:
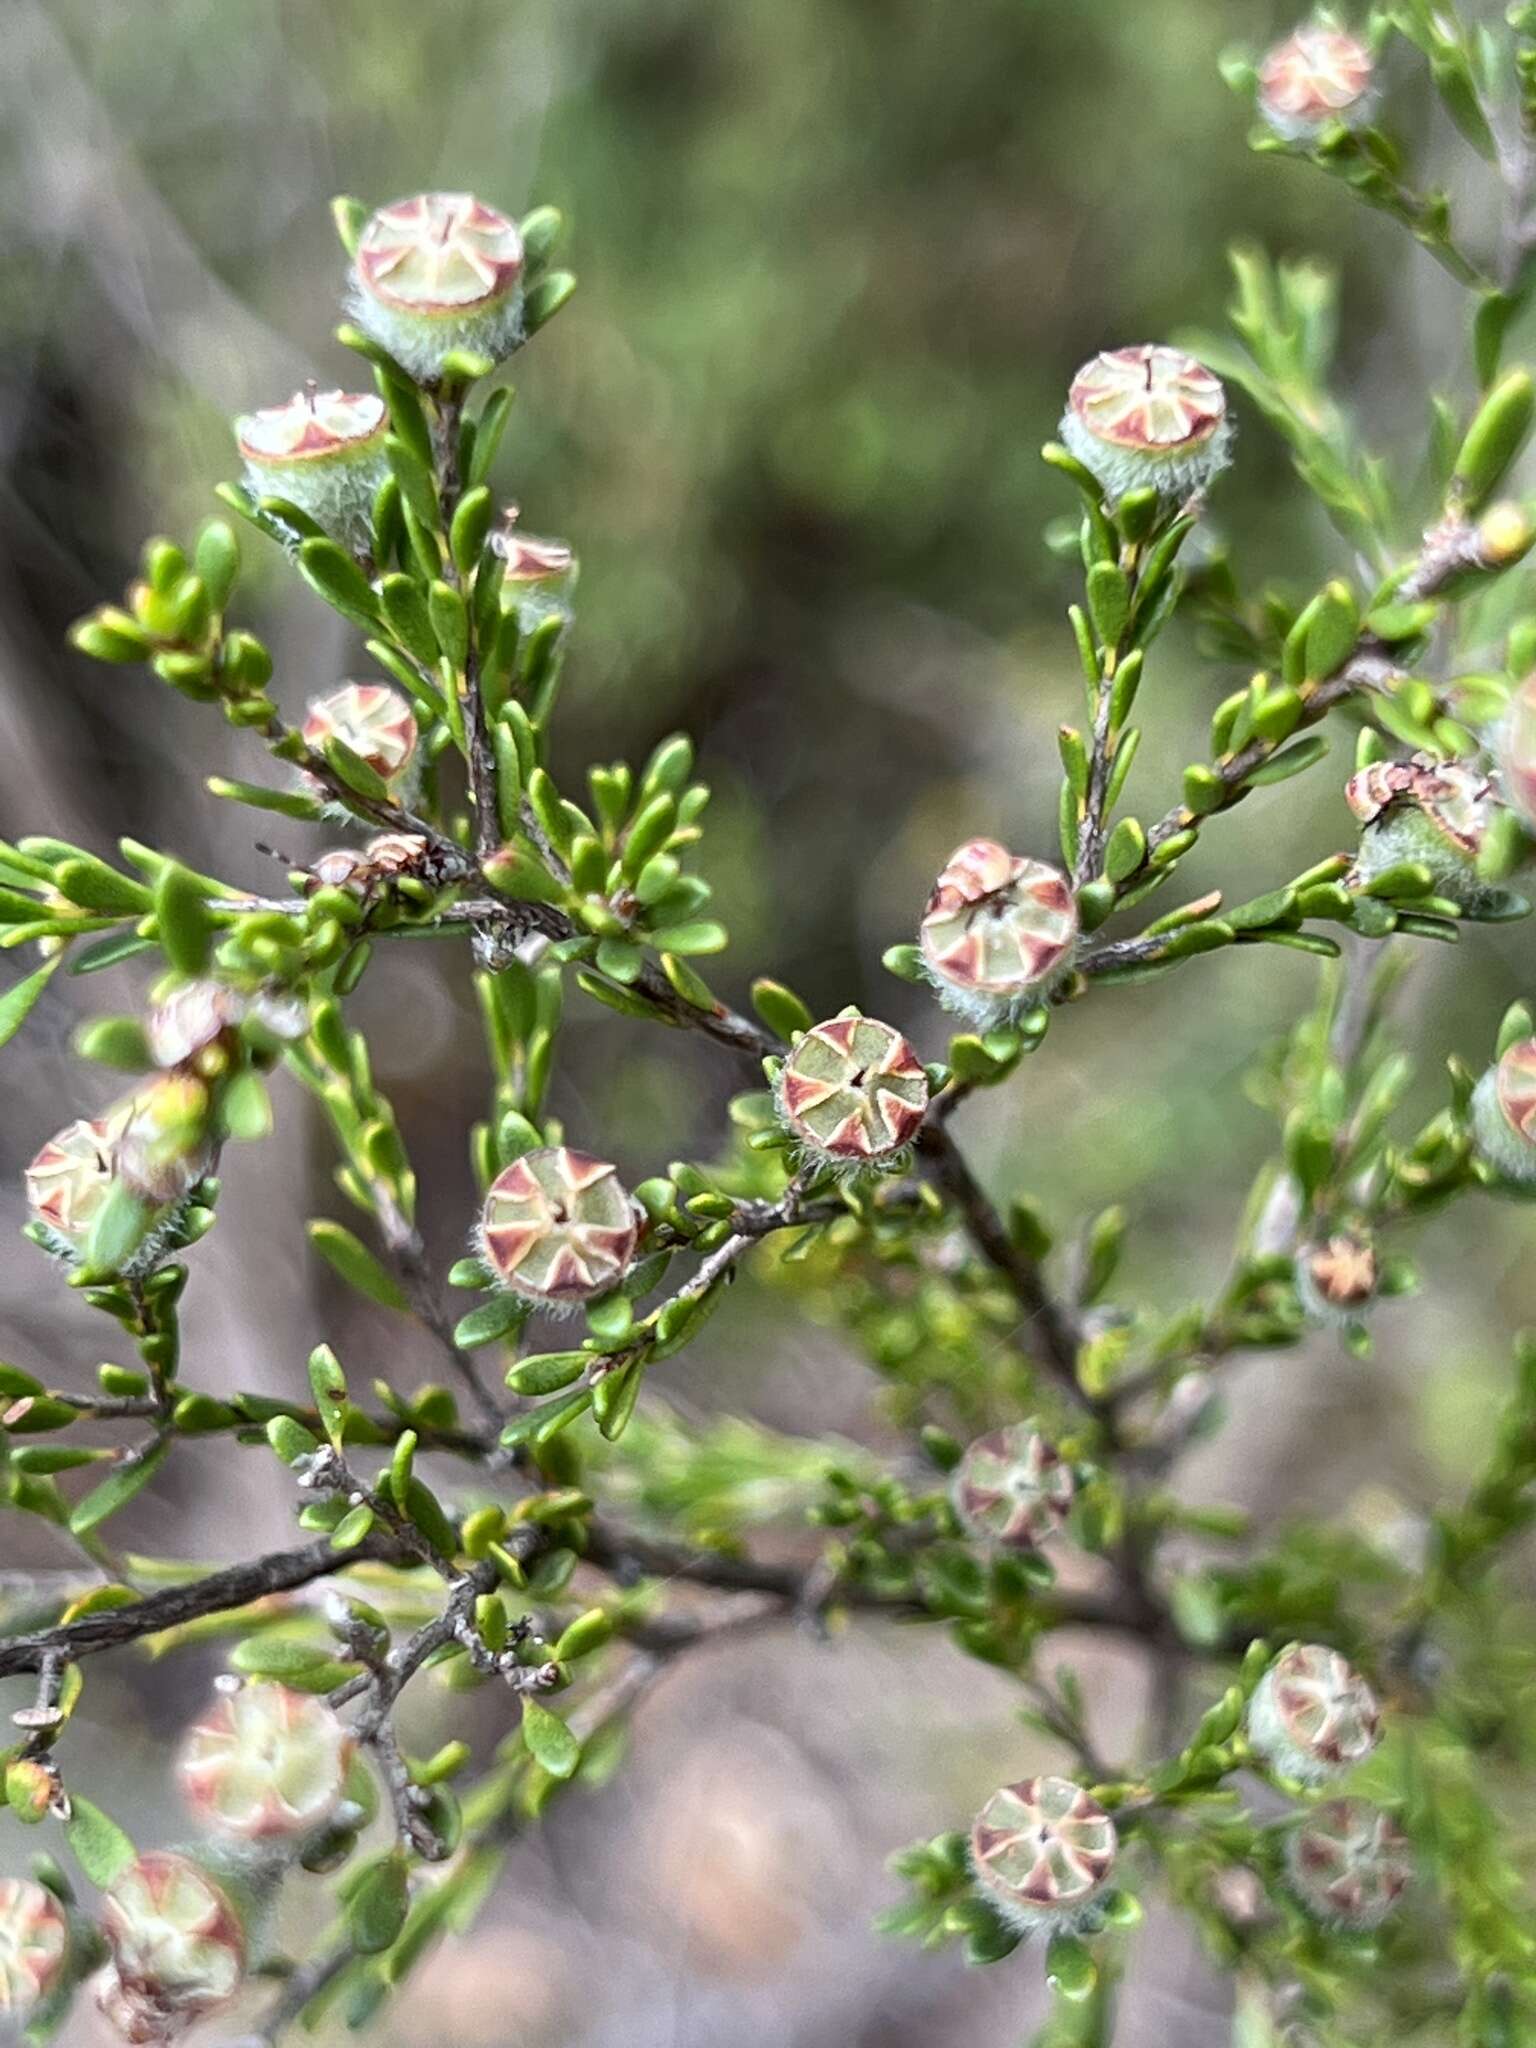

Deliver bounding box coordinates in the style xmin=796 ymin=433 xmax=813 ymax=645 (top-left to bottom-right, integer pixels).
xmin=65 ymin=1796 xmax=136 ymax=1887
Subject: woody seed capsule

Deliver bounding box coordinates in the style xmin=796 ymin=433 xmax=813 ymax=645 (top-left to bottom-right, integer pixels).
xmin=1284 ymin=1797 xmax=1413 ymax=1930
xmin=969 ymin=1776 xmax=1118 ymax=1934
xmin=1471 ymin=1035 xmax=1536 ymax=1185
xmin=1345 ymin=753 xmax=1504 ymax=911
xmin=774 ymin=1009 xmax=929 ymax=1173
xmin=1246 ymin=1642 xmax=1381 ymax=1783
xmin=235 ymin=387 xmax=389 ymax=548
xmin=1295 ymin=1231 xmax=1378 ymax=1325
xmin=491 ymin=511 xmax=576 ymax=635
xmin=1257 ymin=24 xmax=1376 ymax=142
xmin=1061 ymin=345 xmax=1232 ymax=503
xmin=951 ymin=1423 xmax=1076 ymax=1549
xmin=919 ymin=839 xmax=1078 ymax=1028
xmin=302 ymin=682 xmax=418 ymax=787
xmin=178 ymin=1682 xmax=354 ymax=1840
xmin=24 ymin=1113 xmax=123 ymax=1252
xmin=480 ymin=1146 xmax=640 ymax=1308
xmin=0 ymin=1877 xmax=69 ymax=2019
xmin=99 ymin=1852 xmax=245 ymax=2042
xmin=351 ymin=191 xmax=525 ymax=383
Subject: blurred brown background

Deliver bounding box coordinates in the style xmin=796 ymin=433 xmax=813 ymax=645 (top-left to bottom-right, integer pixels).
xmin=1 ymin=0 xmax=1533 ymax=2040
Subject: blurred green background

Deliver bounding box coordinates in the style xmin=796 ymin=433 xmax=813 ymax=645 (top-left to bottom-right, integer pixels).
xmin=1 ymin=0 xmax=1533 ymax=2041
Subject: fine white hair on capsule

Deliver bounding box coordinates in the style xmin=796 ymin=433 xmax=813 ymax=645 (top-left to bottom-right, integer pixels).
xmin=240 ymin=448 xmax=390 ymax=550
xmin=345 ymin=283 xmax=526 ymax=386
xmin=1058 ymin=407 xmax=1235 ymax=505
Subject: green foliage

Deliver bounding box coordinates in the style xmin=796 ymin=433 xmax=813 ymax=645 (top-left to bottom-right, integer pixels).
xmin=5 ymin=17 xmax=1536 ymax=2043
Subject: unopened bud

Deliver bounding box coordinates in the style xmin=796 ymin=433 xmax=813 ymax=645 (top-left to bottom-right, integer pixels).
xmin=1295 ymin=1232 xmax=1378 ymax=1325
xmin=302 ymin=683 xmax=418 ymax=788
xmin=1246 ymin=1642 xmax=1381 ymax=1783
xmin=100 ymin=1852 xmax=245 ymax=2041
xmin=1061 ymin=346 xmax=1232 ymax=503
xmin=4 ymin=1756 xmax=60 ymax=1824
xmin=0 ymin=1876 xmax=69 ymax=2019
xmin=773 ymin=1010 xmax=929 ymax=1173
xmin=1284 ymin=1797 xmax=1413 ymax=1929
xmin=1476 ymin=499 xmax=1534 ymax=568
xmin=234 ymin=388 xmax=389 ymax=548
xmin=1471 ymin=1035 xmax=1536 ymax=1185
xmin=951 ymin=1423 xmax=1075 ymax=1549
xmin=969 ymin=1776 xmax=1118 ymax=1934
xmin=1256 ymin=25 xmax=1376 ymax=141
xmin=350 ymin=191 xmax=525 ymax=383
xmin=479 ymin=1146 xmax=640 ymax=1308
xmin=1345 ymin=753 xmax=1505 ymax=912
xmin=178 ymin=1683 xmax=354 ymax=1841
xmin=919 ymin=839 xmax=1077 ymax=1028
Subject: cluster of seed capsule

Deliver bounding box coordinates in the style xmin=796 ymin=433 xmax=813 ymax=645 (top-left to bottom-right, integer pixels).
xmin=959 ymin=1639 xmax=1401 ymax=1940
xmin=23 ymin=979 xmax=304 ymax=1277
xmin=0 ymin=1681 xmax=355 ymax=2040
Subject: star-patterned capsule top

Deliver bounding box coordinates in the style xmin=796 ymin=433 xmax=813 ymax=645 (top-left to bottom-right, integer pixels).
xmin=1067 ymin=346 xmax=1226 ymax=454
xmin=1286 ymin=1798 xmax=1412 ymax=1928
xmin=1258 ymin=26 xmax=1373 ymax=127
xmin=951 ymin=1423 xmax=1076 ymax=1549
xmin=777 ymin=1013 xmax=929 ymax=1162
xmin=481 ymin=1146 xmax=639 ymax=1304
xmin=970 ymin=1776 xmax=1117 ymax=1914
xmin=303 ymin=683 xmax=418 ymax=782
xmin=920 ymin=839 xmax=1077 ymax=997
xmin=179 ymin=1683 xmax=354 ymax=1840
xmin=24 ymin=1113 xmax=124 ymax=1241
xmin=356 ymin=192 xmax=524 ymax=313
xmin=236 ymin=389 xmax=386 ymax=462
xmin=1264 ymin=1643 xmax=1381 ymax=1769
xmin=103 ymin=1854 xmax=245 ymax=2008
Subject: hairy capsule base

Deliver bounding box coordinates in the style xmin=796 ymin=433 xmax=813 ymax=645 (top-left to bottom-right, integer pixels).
xmin=235 ymin=389 xmax=390 ymax=549
xmin=1346 ymin=755 xmax=1506 ymax=913
xmin=1471 ymin=1038 xmax=1536 ymax=1185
